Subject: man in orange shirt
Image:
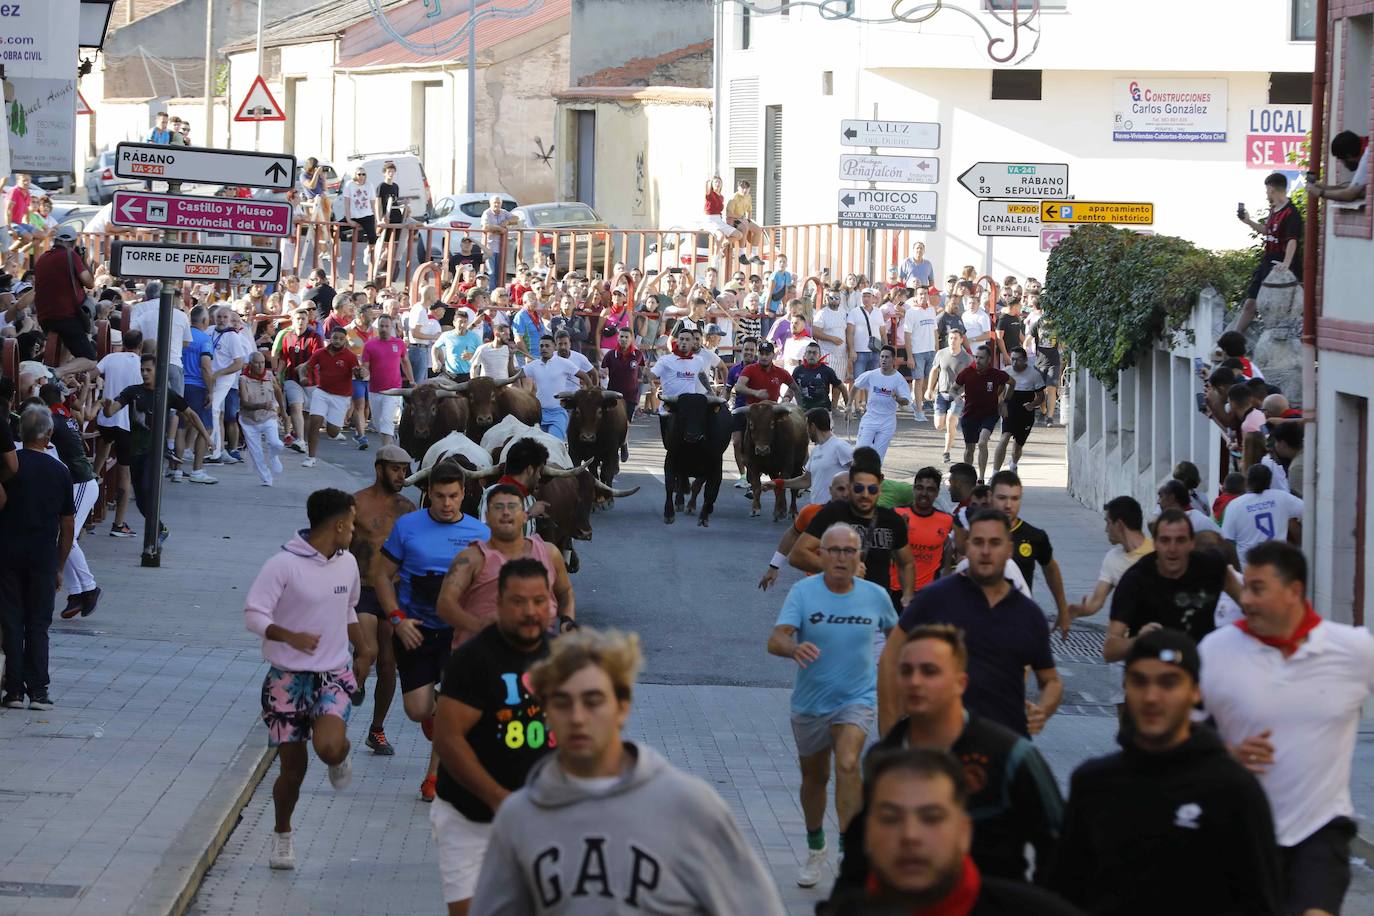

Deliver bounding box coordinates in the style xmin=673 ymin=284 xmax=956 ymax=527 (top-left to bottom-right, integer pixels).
xmin=891 ymin=466 xmax=954 ymax=599
xmin=758 ymin=472 xmax=851 ymax=590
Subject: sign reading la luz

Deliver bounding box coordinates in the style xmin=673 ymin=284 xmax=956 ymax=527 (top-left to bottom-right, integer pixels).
xmin=113 ymin=191 xmax=294 ymax=236
xmin=111 ymin=242 xmax=282 ymax=283
xmin=978 ymin=201 xmax=1041 ymax=237
xmin=114 ymin=142 xmax=296 ymax=191
xmin=838 ymin=189 xmax=937 ymax=230
xmin=1041 ymin=201 xmax=1154 ymax=225
xmin=839 ymin=119 xmax=940 ymax=150
xmin=839 ymin=154 xmax=939 ymax=184
xmin=958 ymin=162 xmax=1068 ymax=200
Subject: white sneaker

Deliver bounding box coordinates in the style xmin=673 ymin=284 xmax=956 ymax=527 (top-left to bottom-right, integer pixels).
xmin=912 ymin=409 xmax=927 ymax=422
xmin=302 ymin=457 xmax=318 ymax=468
xmin=328 ymin=753 xmax=352 ymax=791
xmin=181 ymin=448 xmax=194 ymax=462
xmin=170 ymin=470 xmax=184 ymax=483
xmin=333 ymin=432 xmax=348 ymax=442
xmin=186 ymin=469 xmax=218 ymax=485
xmin=271 ymin=456 xmax=284 ymax=475
xmin=269 ymin=831 xmax=295 ymax=870
xmin=734 ymin=476 xmax=748 ymax=489
xmin=797 ymin=847 xmax=828 ymax=887
xmin=1008 ymin=461 xmax=1018 ymax=472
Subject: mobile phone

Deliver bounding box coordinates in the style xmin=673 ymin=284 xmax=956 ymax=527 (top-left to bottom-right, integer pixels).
xmin=1193 ymin=357 xmax=1206 ymax=379
xmin=1236 ymin=203 xmax=1247 ymax=219
xmin=1195 ymin=392 xmax=1208 ymax=413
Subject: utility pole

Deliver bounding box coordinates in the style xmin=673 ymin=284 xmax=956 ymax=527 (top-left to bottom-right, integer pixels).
xmin=712 ymin=0 xmax=722 ymax=175
xmin=865 ymin=102 xmax=877 ymax=282
xmin=202 ymin=0 xmax=214 ymax=145
xmin=466 ymin=0 xmax=476 ymax=191
xmin=253 ymin=0 xmax=263 ymax=151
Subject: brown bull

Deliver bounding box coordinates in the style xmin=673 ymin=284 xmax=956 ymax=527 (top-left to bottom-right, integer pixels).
xmin=560 ymin=388 xmax=628 ymax=505
xmin=449 ymin=376 xmax=541 ymax=441
xmin=739 ymin=401 xmax=809 ymax=521
xmin=379 ymin=381 xmax=469 ymax=462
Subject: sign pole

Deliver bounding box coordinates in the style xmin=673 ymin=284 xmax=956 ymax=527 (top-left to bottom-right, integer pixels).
xmin=140 ymin=279 xmax=175 ymax=567
xmin=254 ymin=0 xmax=263 ymax=151
xmin=865 ymin=103 xmax=878 ymax=282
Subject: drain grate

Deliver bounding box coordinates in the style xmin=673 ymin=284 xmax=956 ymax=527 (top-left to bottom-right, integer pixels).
xmin=0 ymin=882 xmax=84 ymax=899
xmin=1053 ymin=627 xmax=1108 ymax=664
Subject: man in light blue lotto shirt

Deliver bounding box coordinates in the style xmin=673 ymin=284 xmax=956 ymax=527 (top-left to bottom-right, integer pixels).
xmin=768 ymin=522 xmax=897 ymax=889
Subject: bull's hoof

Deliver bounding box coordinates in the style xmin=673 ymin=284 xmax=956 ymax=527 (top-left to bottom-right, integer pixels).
xmin=674 ymin=496 xmax=685 ymax=511
xmin=773 ymin=513 xmax=785 ymax=523
xmin=567 ymin=549 xmax=580 ymax=574
xmin=685 ymin=501 xmax=698 ymax=514
xmin=698 ymin=515 xmax=709 ymax=527
xmin=664 ymin=514 xmax=676 ymax=525
xmin=574 ymin=528 xmax=593 ymax=541
xmin=750 ymin=508 xmax=761 ymax=518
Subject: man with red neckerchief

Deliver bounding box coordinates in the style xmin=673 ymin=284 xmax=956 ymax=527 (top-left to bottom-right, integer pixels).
xmin=1200 ymin=541 xmax=1374 ymax=916
xmin=818 ymin=748 xmax=1082 ymax=915
xmin=601 ymin=326 xmax=643 ymax=462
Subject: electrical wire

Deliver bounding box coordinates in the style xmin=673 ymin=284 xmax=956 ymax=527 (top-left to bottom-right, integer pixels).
xmin=365 ymin=0 xmax=546 ymax=58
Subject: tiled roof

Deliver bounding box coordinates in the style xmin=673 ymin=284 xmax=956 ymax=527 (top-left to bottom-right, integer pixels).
xmin=105 ymin=0 xmax=183 ymax=34
xmin=335 ymin=0 xmax=569 ymax=69
xmin=222 ymin=0 xmax=411 ymax=53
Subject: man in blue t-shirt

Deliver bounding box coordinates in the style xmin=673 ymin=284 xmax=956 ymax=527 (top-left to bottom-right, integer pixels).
xmin=177 ymin=305 xmax=216 ymax=483
xmin=768 ymin=522 xmax=897 ymax=888
xmin=371 ymin=462 xmax=490 ymax=800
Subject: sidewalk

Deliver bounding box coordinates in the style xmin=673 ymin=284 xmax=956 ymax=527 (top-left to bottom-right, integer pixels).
xmin=0 ymin=447 xmax=359 ymax=916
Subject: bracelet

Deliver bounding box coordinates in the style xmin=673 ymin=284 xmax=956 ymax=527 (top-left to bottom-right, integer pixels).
xmin=388 ymin=609 xmax=407 ymax=627
xmin=558 ymin=614 xmax=578 ymax=631
xmin=771 ymin=551 xmax=788 ymax=569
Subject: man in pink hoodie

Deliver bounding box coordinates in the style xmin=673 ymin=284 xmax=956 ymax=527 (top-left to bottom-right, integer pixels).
xmin=244 ymin=487 xmax=374 ymax=871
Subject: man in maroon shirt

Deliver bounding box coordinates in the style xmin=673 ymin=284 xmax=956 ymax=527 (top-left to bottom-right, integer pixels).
xmin=276 ymin=306 xmax=324 ymax=452
xmin=298 ymin=327 xmax=360 ymax=467
xmin=601 ymin=326 xmax=643 ymax=462
xmin=32 ymin=227 xmax=97 ymax=360
xmin=733 ymin=340 xmax=795 ymax=405
xmin=954 ymin=345 xmax=1010 ymax=482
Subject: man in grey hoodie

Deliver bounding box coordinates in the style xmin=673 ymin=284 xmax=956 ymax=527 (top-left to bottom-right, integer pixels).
xmin=471 ymin=628 xmax=787 ymax=915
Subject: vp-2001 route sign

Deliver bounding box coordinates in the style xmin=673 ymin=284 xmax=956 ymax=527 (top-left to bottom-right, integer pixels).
xmin=113 ymin=143 xmax=296 ymax=191
xmin=110 ymin=242 xmax=282 ymax=283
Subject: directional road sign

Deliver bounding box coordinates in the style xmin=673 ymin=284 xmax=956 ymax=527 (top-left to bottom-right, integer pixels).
xmin=839 ymin=153 xmax=939 ymax=184
xmin=837 ymin=189 xmax=938 ymax=230
xmin=957 ymin=161 xmax=1069 ymax=200
xmin=1040 ymin=201 xmax=1154 ymax=225
xmin=110 ymin=242 xmax=282 ymax=283
xmin=839 ymin=119 xmax=940 ymax=150
xmin=1040 ymin=226 xmax=1074 ymax=252
xmin=113 ymin=142 xmax=296 ymax=191
xmin=977 ymin=201 xmax=1042 ymax=237
xmin=112 ymin=190 xmax=294 ymax=237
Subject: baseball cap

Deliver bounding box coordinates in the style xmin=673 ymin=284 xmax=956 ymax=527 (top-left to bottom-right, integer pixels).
xmin=757 ymin=340 xmax=776 ymax=354
xmin=705 ymin=324 xmax=723 ymax=337
xmin=723 ymin=280 xmax=744 ymax=292
xmin=1125 ymin=629 xmax=1200 ymax=681
xmin=375 ymin=444 xmax=413 ymax=468
xmin=862 ymin=286 xmax=881 ymax=296
xmin=11 ymin=280 xmax=33 ymax=296
xmin=55 ymin=226 xmax=78 ymax=243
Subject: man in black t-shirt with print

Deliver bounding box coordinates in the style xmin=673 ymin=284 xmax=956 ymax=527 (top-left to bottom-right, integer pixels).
xmin=989 ymin=470 xmax=1070 ymax=638
xmin=1236 ymin=171 xmax=1303 ymax=333
xmin=790 ymin=462 xmax=915 ymax=610
xmin=431 ymin=558 xmax=554 ymax=913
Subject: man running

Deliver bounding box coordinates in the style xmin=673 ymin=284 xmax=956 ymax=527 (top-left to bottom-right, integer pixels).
xmin=758 ymin=471 xmax=850 ymax=590
xmin=992 ymin=347 xmax=1045 ymax=474
xmin=371 ymin=462 xmax=490 ymax=801
xmin=472 ymin=629 xmax=786 ymax=915
xmin=988 ymin=470 xmax=1071 ymax=636
xmin=349 ymin=446 xmax=417 ymax=756
xmin=927 ymin=327 xmax=972 ymax=464
xmin=362 ymin=314 xmax=413 ymax=447
xmin=515 ymin=335 xmax=590 ymax=439
xmin=791 ymin=340 xmax=846 ymax=413
xmin=1067 ymin=495 xmax=1154 ymax=622
xmin=431 ymin=558 xmax=554 ymax=916
xmin=243 ymin=488 xmax=371 ymax=870
xmin=299 ymin=327 xmax=361 ymax=468
xmin=851 ymin=345 xmax=910 ymax=461
xmin=955 ymin=345 xmax=1010 ymax=482
xmin=769 ymin=523 xmax=897 ymax=888
xmin=891 ymin=467 xmax=954 ymax=597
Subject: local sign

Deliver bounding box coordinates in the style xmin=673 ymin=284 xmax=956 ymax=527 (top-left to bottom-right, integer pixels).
xmin=839 ymin=119 xmax=940 ymax=150
xmin=1040 ymin=201 xmax=1154 ymax=225
xmin=837 ymin=189 xmax=938 ymax=230
xmin=113 ymin=190 xmax=294 ymax=237
xmin=977 ymin=201 xmax=1042 ymax=237
xmin=110 ymin=242 xmax=282 ymax=283
xmin=114 ymin=143 xmax=296 ymax=191
xmin=839 ymin=153 xmax=940 ymax=184
xmin=1245 ymin=106 xmax=1310 ymax=170
xmin=958 ymin=162 xmax=1069 ymax=200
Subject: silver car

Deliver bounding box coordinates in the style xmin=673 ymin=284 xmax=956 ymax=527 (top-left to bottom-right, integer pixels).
xmin=84 ymin=151 xmax=139 ymax=204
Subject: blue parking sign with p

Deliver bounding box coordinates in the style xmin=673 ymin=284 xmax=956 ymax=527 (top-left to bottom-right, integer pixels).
xmin=1060 ymin=205 xmax=1073 ymax=220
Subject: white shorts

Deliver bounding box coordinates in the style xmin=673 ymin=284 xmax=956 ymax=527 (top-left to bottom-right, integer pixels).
xmin=368 ymin=392 xmax=401 ymax=436
xmin=429 ymin=799 xmax=491 ymax=903
xmin=284 ymin=379 xmax=308 ymax=407
xmin=309 ymin=389 xmax=350 ymax=427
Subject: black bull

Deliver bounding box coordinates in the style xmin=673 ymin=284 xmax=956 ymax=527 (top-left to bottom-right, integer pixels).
xmin=382 ymin=381 xmax=469 ymax=461
xmin=739 ymin=401 xmax=809 ymax=521
xmin=660 ymin=393 xmax=733 ymax=527
xmin=561 ymin=388 xmax=628 ymax=499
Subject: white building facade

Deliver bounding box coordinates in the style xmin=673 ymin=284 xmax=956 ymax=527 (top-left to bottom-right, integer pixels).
xmin=717 ymin=0 xmax=1317 ymax=280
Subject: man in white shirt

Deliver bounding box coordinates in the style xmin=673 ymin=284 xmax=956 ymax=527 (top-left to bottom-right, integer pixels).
xmin=900 ymin=286 xmax=939 ymax=421
xmin=1156 ymin=478 xmax=1222 ymax=536
xmin=650 ymin=327 xmax=712 ymax=409
xmin=338 ymin=166 xmax=376 ymax=280
xmin=845 ymin=288 xmax=884 ymax=383
xmin=1068 ymin=496 xmax=1154 ymax=621
xmin=95 ymin=330 xmax=145 ymax=537
xmin=479 ymin=196 xmax=519 ymax=282
xmin=689 ymin=327 xmax=723 ymax=393
xmin=1220 ymin=463 xmax=1303 ymax=566
xmin=787 ymin=408 xmax=853 ymax=507
xmin=470 ymin=324 xmax=514 ymax=379
xmin=811 ymin=290 xmax=849 ymax=380
xmin=779 ymin=314 xmax=812 ymax=374
xmin=208 ymin=306 xmax=254 ymax=462
xmin=1201 ymin=541 xmax=1374 ymax=916
xmin=851 ymin=345 xmax=910 ymax=460
xmin=961 ymin=295 xmax=993 ymax=353
xmin=513 ymin=335 xmax=590 ymax=440
xmin=553 ymin=330 xmax=594 ymax=383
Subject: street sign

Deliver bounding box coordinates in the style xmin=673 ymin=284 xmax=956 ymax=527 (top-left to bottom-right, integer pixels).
xmin=76 ymin=90 xmax=95 ymax=117
xmin=234 ymin=75 xmax=286 ymax=123
xmin=839 ymin=119 xmax=940 ymax=150
xmin=957 ymin=161 xmax=1069 ymax=200
xmin=837 ymin=189 xmax=938 ymax=230
xmin=977 ymin=201 xmax=1042 ymax=238
xmin=839 ymin=153 xmax=939 ymax=185
xmin=113 ymin=142 xmax=296 ymax=191
xmin=110 ymin=241 xmax=282 ymax=283
xmin=1040 ymin=226 xmax=1074 ymax=252
xmin=1040 ymin=201 xmax=1154 ymax=225
xmin=112 ymin=190 xmax=294 ymax=237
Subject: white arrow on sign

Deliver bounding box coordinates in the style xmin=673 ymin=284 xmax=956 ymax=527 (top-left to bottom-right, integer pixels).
xmin=839 ymin=154 xmax=940 ymax=185
xmin=837 ymin=189 xmax=938 ymax=230
xmin=113 ymin=142 xmax=296 ymax=191
xmin=840 ymin=119 xmax=940 ymax=150
xmin=977 ymin=200 xmax=1043 ymax=238
xmin=957 ymin=161 xmax=1069 ymax=200
xmin=111 ymin=241 xmax=282 ymax=283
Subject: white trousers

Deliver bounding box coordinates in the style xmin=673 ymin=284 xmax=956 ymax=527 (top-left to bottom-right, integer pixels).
xmin=210 ymin=374 xmax=236 ymax=457
xmin=856 ymin=417 xmax=896 ymax=461
xmin=64 ymin=479 xmax=99 ymax=593
xmin=240 ymin=416 xmax=285 ymax=485
xmin=368 ymin=392 xmax=401 ymax=437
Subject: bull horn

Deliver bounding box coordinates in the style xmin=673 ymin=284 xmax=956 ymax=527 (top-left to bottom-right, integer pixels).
xmin=436 ymin=390 xmax=463 ymax=400
xmin=601 ymin=390 xmax=624 ymax=402
xmin=541 ymin=459 xmax=594 ymax=479
xmin=437 ymin=378 xmax=470 ymax=393
xmin=662 ymin=395 xmax=679 ymax=405
xmin=427 ymin=376 xmax=463 ymax=389
xmin=731 ymin=406 xmax=749 ymax=416
xmin=705 ymin=395 xmax=725 ymax=406
xmin=463 ymin=462 xmax=501 ymax=480
xmin=376 ymin=388 xmax=411 ymax=397
xmin=495 ymin=377 xmax=519 ymax=387
xmin=773 ymin=403 xmax=794 ymax=415
xmin=592 ymin=478 xmax=640 ymax=498
xmin=404 ymin=467 xmax=432 ymax=487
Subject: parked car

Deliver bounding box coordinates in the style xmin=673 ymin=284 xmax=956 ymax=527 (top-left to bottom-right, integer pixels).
xmin=422 ymin=192 xmax=517 ymax=259
xmin=640 ymin=231 xmax=713 ymax=278
xmin=51 ymin=203 xmax=101 ymax=234
xmin=84 ymin=151 xmax=138 ymax=204
xmin=508 ymin=202 xmax=614 ymax=275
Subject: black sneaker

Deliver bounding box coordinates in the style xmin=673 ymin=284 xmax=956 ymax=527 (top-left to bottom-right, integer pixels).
xmin=1 ymin=693 xmax=24 ymax=710
xmin=109 ymin=522 xmax=136 ymax=538
xmin=81 ymin=586 xmax=102 ymax=618
xmin=203 ymin=455 xmax=223 ymax=465
xmin=28 ymin=693 xmax=53 ymax=711
xmin=351 ymin=683 xmax=366 ymax=707
xmin=366 ymin=729 xmax=396 ymax=756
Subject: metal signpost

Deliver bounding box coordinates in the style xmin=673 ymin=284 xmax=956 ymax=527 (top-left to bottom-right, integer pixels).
xmin=112 ymin=190 xmax=294 ymax=236
xmin=1040 ymin=201 xmax=1155 ymax=225
xmin=113 ymin=142 xmax=296 ymax=190
xmin=957 ymin=162 xmax=1069 ymax=200
xmin=839 ymin=112 xmax=941 ymax=278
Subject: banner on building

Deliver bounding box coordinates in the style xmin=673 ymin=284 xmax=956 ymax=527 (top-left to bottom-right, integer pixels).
xmin=7 ymin=78 xmax=77 ymax=174
xmin=1113 ymin=78 xmax=1227 ymax=143
xmin=0 ymin=0 xmax=79 ymax=81
xmin=1245 ymin=106 xmax=1310 ymax=170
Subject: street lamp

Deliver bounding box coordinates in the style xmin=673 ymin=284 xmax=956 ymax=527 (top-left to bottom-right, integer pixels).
xmin=79 ymin=0 xmax=117 ymax=51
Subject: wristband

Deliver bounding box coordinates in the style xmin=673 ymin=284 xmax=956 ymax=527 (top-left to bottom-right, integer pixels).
xmin=558 ymin=614 xmax=579 ymax=631
xmin=770 ymin=551 xmax=788 ymax=569
xmin=388 ymin=609 xmax=407 ymax=627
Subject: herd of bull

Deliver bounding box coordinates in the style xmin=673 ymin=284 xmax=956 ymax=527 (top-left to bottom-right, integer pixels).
xmin=385 ymin=378 xmax=813 ymax=570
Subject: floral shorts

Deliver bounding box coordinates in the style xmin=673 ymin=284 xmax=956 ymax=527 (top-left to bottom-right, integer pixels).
xmin=260 ymin=665 xmax=356 ymax=746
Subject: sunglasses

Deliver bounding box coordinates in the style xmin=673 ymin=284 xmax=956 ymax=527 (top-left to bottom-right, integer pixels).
xmin=852 ymin=483 xmax=880 ymax=495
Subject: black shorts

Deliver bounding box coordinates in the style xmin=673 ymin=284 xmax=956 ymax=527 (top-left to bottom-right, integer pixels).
xmin=349 ymin=215 xmax=378 ymax=246
xmin=1246 ymin=256 xmax=1302 ymax=300
xmin=895 ymin=348 xmax=911 ymax=379
xmin=732 ymin=411 xmax=748 ymax=434
xmin=1034 ymin=349 xmax=1061 ymax=383
xmin=959 ymin=412 xmax=998 ymax=444
xmin=98 ymin=425 xmax=133 ymax=466
xmin=393 ymin=624 xmax=453 ymax=693
xmin=1002 ymin=393 xmax=1038 ymax=444
xmin=1281 ymin=816 xmax=1355 ymax=915
xmin=356 ymin=586 xmax=383 ymax=618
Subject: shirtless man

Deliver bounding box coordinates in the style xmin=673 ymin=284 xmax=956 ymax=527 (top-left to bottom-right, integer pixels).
xmin=434 ymin=484 xmax=576 ymax=645
xmin=349 ymin=446 xmax=416 ymax=756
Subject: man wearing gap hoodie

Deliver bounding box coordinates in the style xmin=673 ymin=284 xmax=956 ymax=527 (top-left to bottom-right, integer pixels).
xmin=244 ymin=488 xmax=374 ymax=872
xmin=471 ymin=628 xmax=785 ymax=916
